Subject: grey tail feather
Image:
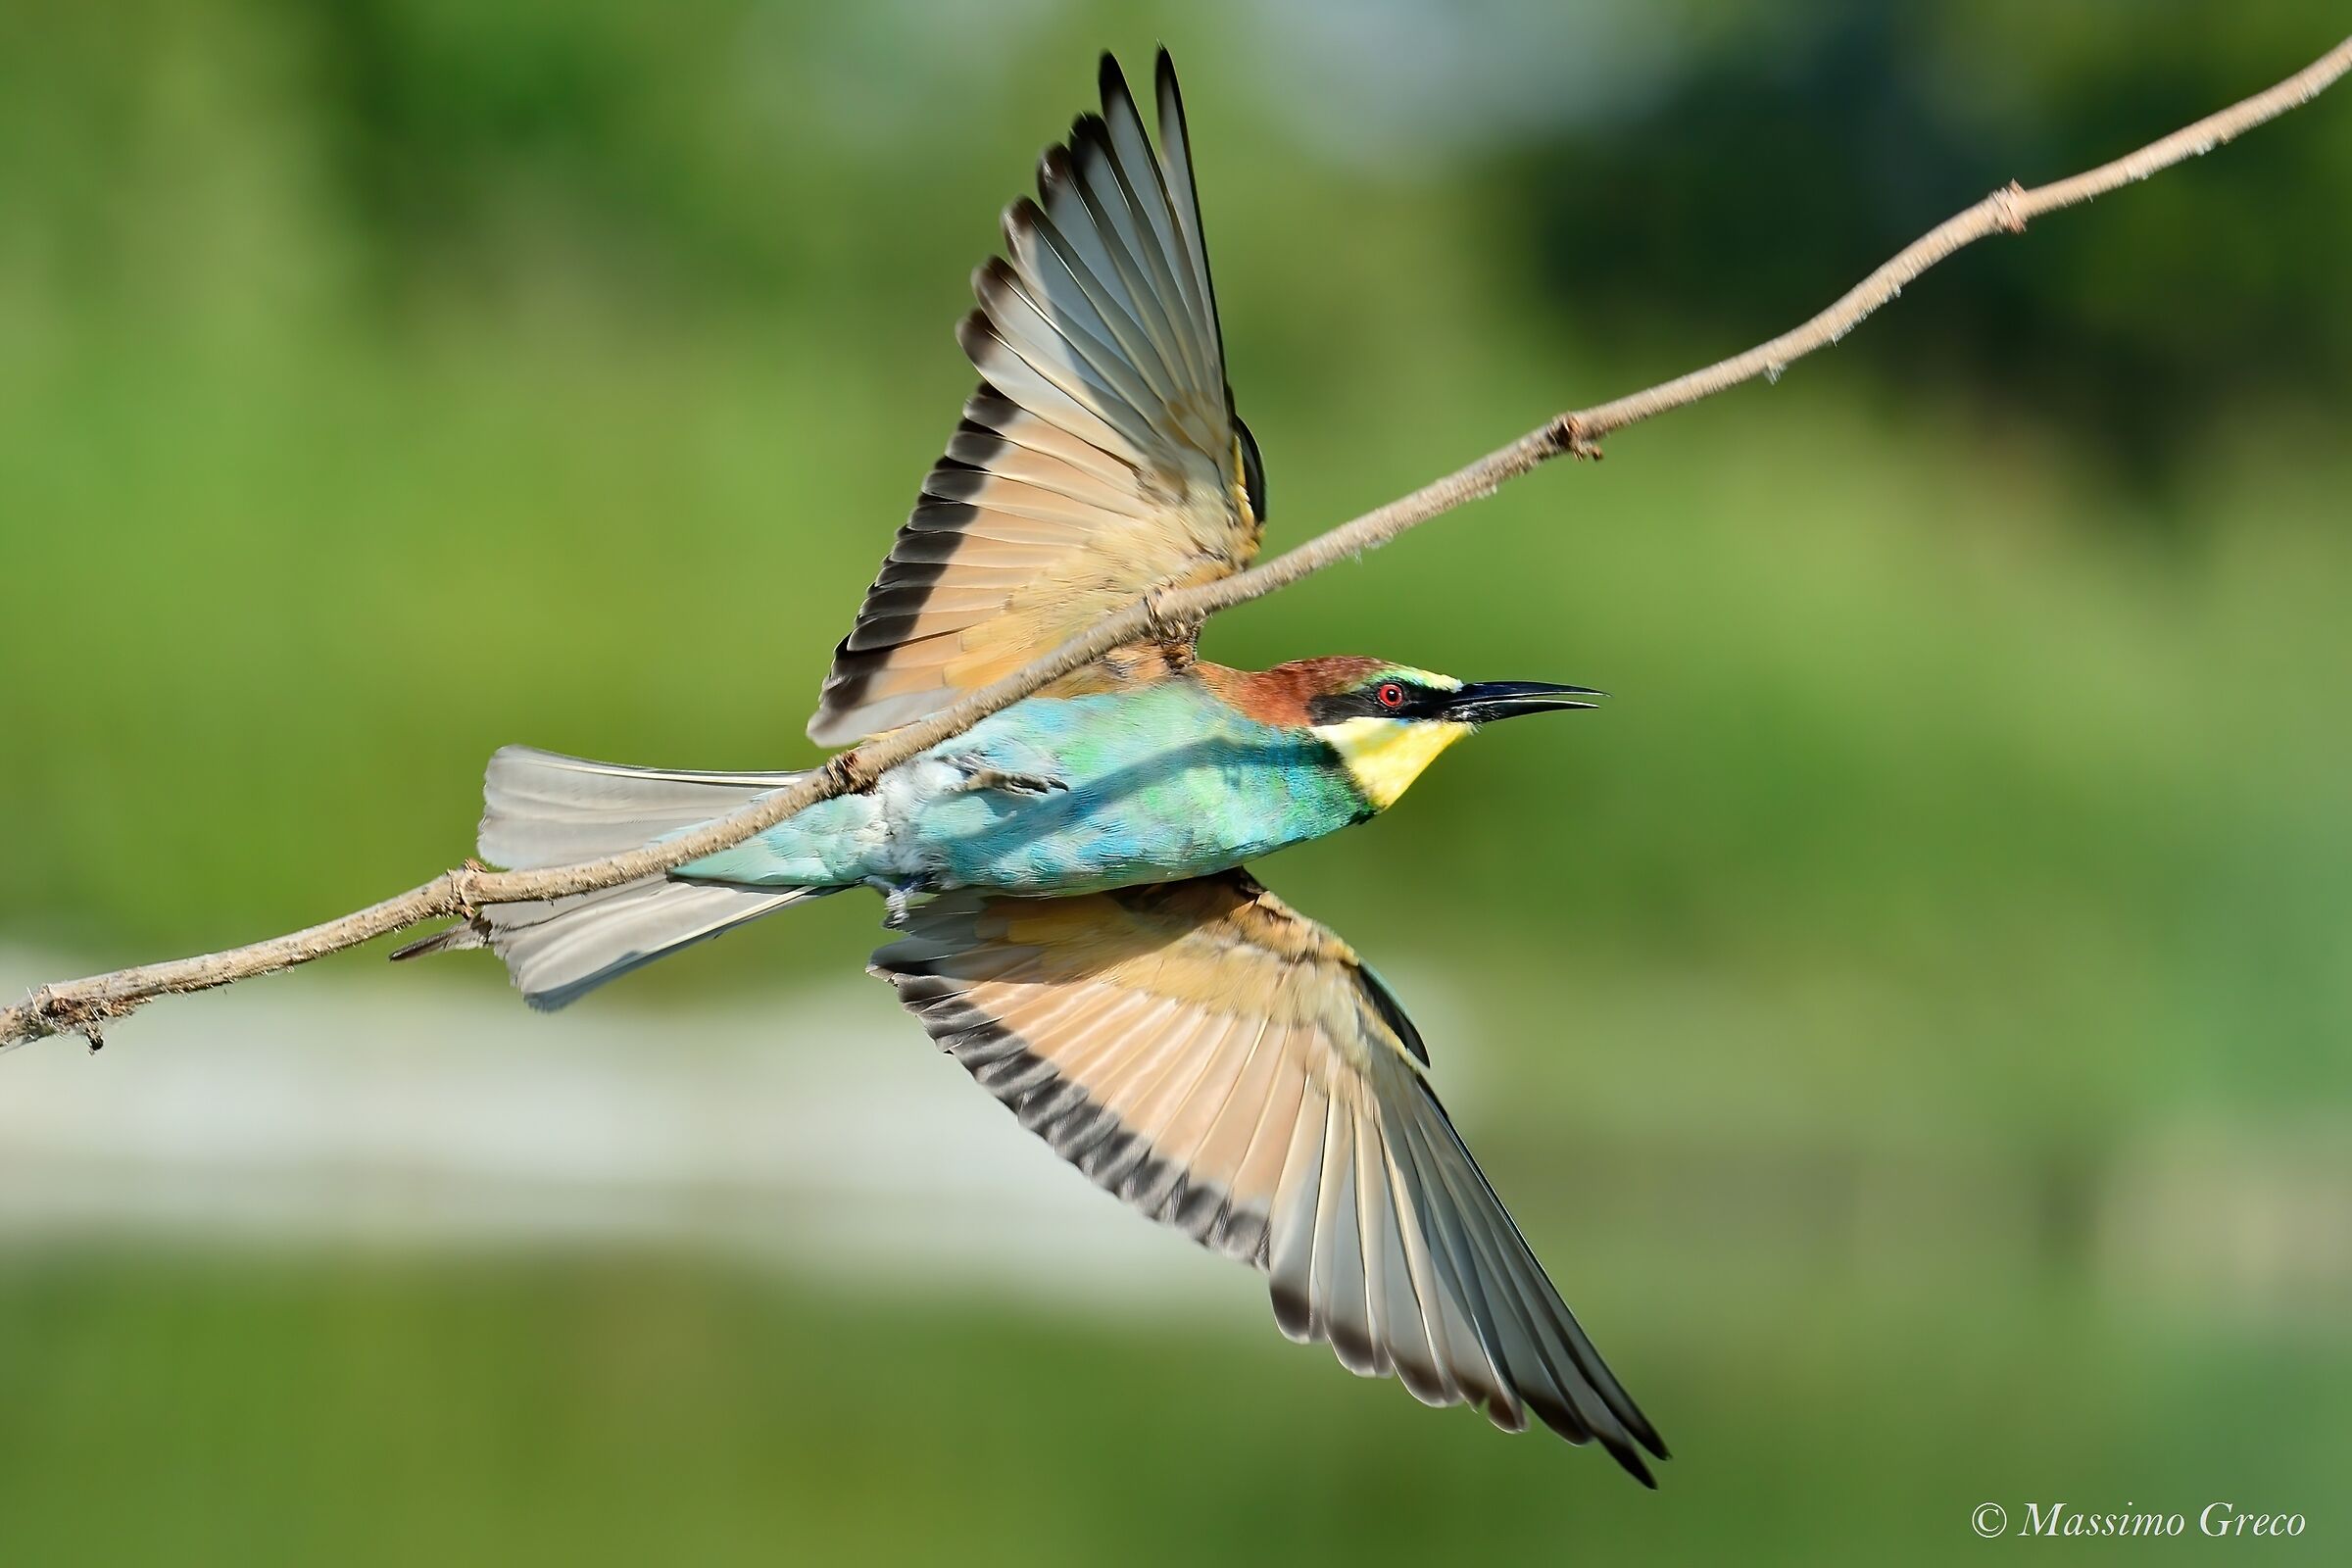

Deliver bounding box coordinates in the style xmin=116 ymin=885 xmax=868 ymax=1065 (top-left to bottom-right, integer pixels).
xmin=479 ymin=878 xmax=841 ymax=1011
xmin=391 ymin=924 xmax=486 ymax=962
xmin=394 ymin=745 xmax=841 ymax=1009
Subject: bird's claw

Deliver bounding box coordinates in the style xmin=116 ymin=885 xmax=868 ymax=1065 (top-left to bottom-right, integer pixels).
xmin=864 ymin=877 xmax=920 ymax=928
xmin=947 ymin=756 xmax=1067 ymax=798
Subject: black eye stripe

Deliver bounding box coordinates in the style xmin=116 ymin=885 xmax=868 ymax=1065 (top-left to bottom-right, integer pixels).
xmin=1305 ymin=680 xmax=1451 ymax=724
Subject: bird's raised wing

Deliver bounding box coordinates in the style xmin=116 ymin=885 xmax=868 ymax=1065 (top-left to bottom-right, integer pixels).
xmin=869 ymin=871 xmax=1668 ymax=1484
xmin=808 ymin=50 xmax=1266 ymax=747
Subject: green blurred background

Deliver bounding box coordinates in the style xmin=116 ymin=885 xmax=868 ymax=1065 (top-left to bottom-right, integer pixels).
xmin=4 ymin=1 xmax=2349 ymax=1561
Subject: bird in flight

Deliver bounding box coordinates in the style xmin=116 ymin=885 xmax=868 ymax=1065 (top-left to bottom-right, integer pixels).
xmin=404 ymin=49 xmax=1666 ymax=1485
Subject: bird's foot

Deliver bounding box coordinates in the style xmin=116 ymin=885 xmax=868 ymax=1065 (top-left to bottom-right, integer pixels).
xmin=946 ymin=756 xmax=1066 ymax=799
xmin=864 ymin=877 xmax=922 ymax=927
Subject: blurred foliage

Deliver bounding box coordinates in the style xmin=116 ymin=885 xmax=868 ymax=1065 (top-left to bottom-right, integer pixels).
xmin=0 ymin=4 xmax=2348 ymax=1557
xmin=1508 ymin=0 xmax=2352 ymax=471
xmin=0 ymin=1247 xmax=2344 ymax=1565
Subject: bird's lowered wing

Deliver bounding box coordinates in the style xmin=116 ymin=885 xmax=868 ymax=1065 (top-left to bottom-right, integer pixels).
xmin=808 ymin=51 xmax=1266 ymax=746
xmin=868 ymin=871 xmax=1668 ymax=1484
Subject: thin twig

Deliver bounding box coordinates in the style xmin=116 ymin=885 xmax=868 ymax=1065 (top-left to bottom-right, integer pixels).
xmin=7 ymin=35 xmax=2348 ymax=1052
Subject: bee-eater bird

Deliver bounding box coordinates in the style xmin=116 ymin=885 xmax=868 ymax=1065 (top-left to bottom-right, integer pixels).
xmin=405 ymin=50 xmax=1666 ymax=1485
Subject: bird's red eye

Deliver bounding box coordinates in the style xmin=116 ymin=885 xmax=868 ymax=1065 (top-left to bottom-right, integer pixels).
xmin=1376 ymin=682 xmax=1406 ymax=710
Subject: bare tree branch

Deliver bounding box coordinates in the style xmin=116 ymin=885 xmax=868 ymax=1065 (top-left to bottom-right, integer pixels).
xmin=8 ymin=35 xmax=2349 ymax=1053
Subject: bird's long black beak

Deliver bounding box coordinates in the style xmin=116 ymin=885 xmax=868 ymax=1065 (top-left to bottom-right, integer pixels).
xmin=1442 ymin=681 xmax=1607 ymax=723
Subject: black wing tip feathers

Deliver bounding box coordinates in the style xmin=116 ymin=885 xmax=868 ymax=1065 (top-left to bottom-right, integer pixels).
xmin=1588 ymin=1407 xmax=1668 ymax=1488
xmin=1068 ymin=113 xmax=1117 ymax=174
xmin=1611 ymin=1441 xmax=1661 ymax=1490
xmin=972 ymin=256 xmax=1021 ymax=307
xmin=983 ymin=253 xmax=1023 ymax=291
xmin=1153 ymin=49 xmax=1188 ymax=139
xmin=1270 ymin=1277 xmax=1313 ymax=1340
xmin=1519 ymin=1383 xmax=1660 ymax=1486
xmin=1096 ymin=47 xmax=1177 ymax=110
xmin=1004 ymin=193 xmax=1046 ymax=240
xmin=1234 ymin=412 xmax=1268 ymax=521
xmin=1355 ymin=962 xmax=1426 ymax=1065
xmin=1036 ymin=143 xmax=1074 ymax=203
xmin=953 ymin=307 xmax=994 ymax=358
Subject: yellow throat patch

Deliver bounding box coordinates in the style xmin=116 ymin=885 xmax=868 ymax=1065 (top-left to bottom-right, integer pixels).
xmin=1314 ymin=716 xmax=1470 ymax=810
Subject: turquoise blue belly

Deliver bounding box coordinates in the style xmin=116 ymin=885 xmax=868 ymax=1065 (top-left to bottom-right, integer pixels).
xmin=680 ymin=680 xmax=1371 ymax=896
xmin=920 ymin=719 xmax=1366 ymax=893
xmin=918 ymin=683 xmax=1368 ymax=893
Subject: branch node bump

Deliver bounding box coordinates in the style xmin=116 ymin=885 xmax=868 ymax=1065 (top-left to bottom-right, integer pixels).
xmin=22 ymin=983 xmax=120 ymax=1052
xmin=822 ymin=752 xmax=875 ymax=797
xmin=1992 ymin=180 xmax=2030 ymax=234
xmin=1143 ymin=585 xmax=1201 ymax=643
xmin=1548 ymin=414 xmax=1603 ymax=461
xmin=449 ymin=862 xmax=485 ymax=918
xmin=17 ymin=985 xmax=61 ymax=1045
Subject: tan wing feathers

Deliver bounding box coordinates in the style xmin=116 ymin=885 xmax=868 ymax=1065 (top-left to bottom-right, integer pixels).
xmin=842 ymin=612 xmax=971 ymax=656
xmin=1217 ymin=1027 xmax=1310 ymax=1258
xmin=958 ymin=391 xmax=1138 ymax=486
xmin=1150 ymin=1011 xmax=1264 ymax=1177
xmin=808 ymin=53 xmax=1259 ymax=746
xmin=943 ymin=437 xmax=1138 ymax=514
xmin=869 ymin=871 xmax=1666 ymax=1483
xmin=1107 ymin=1010 xmax=1229 ymax=1211
xmin=907 ymin=481 xmax=1132 ymax=536
xmin=855 ymin=580 xmax=1015 ymax=617
xmin=1073 ymin=996 xmax=1191 ymax=1123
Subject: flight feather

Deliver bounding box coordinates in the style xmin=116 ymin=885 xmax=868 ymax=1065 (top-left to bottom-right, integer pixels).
xmin=809 ymin=51 xmax=1265 ymax=746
